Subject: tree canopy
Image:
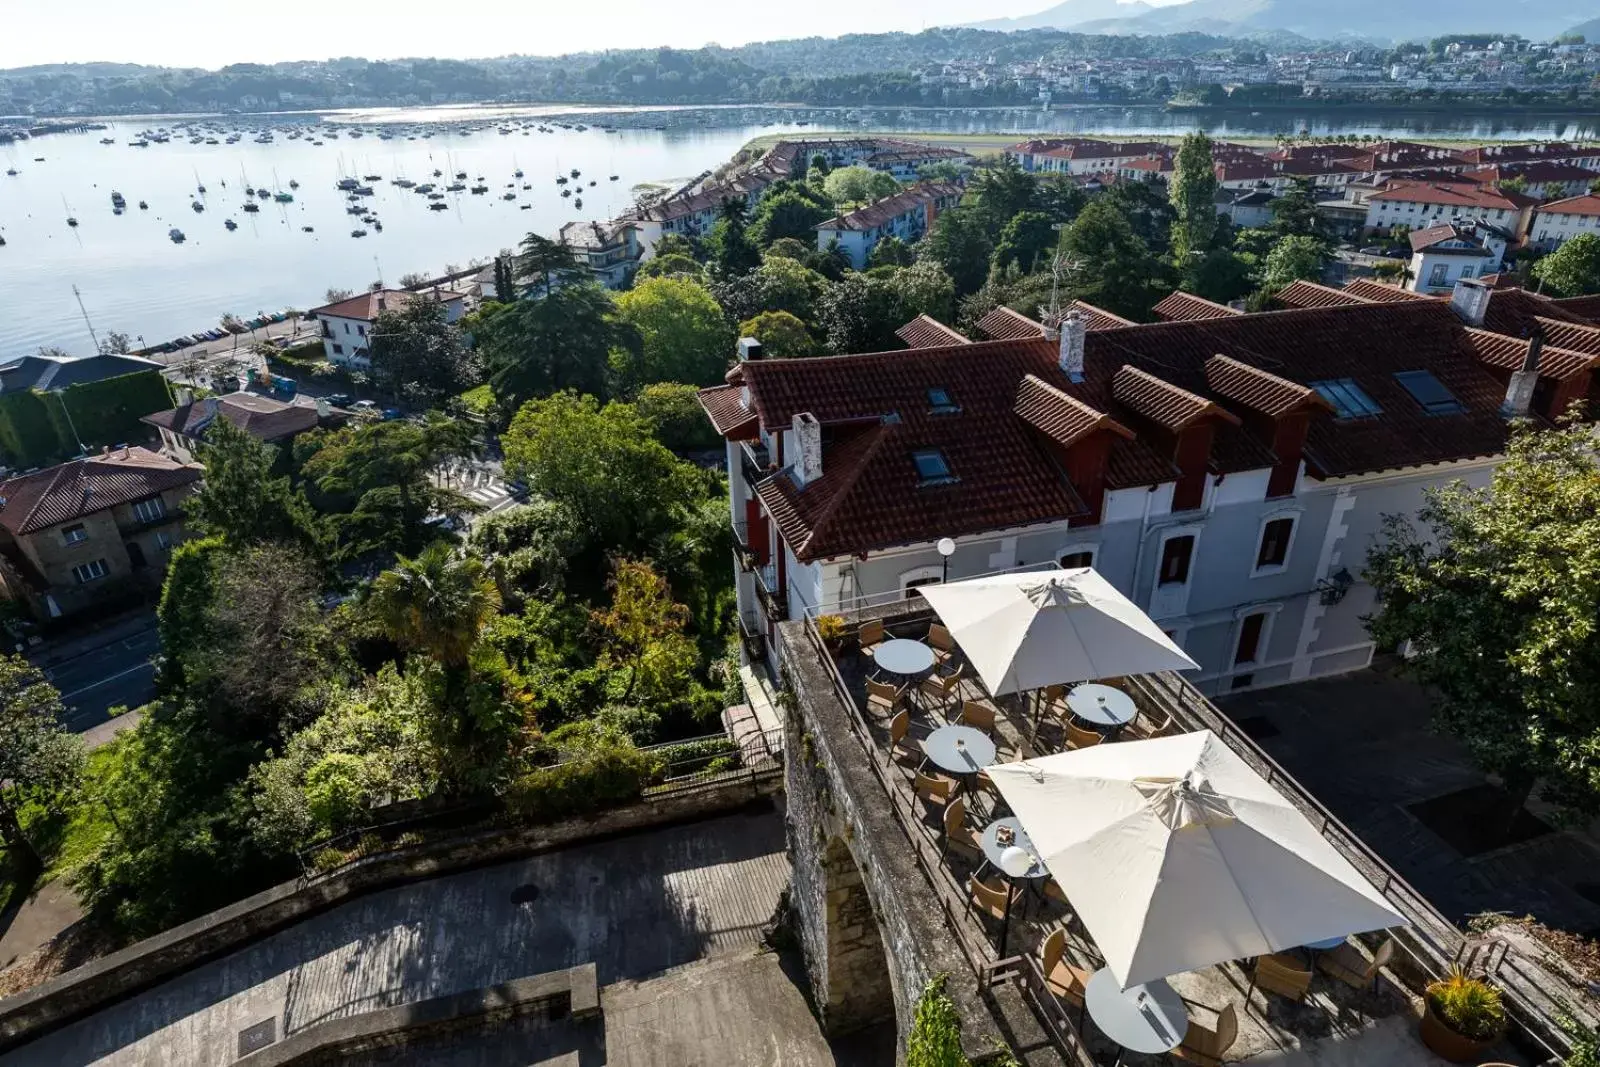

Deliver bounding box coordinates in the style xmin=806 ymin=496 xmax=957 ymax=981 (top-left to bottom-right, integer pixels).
xmin=612 ymin=276 xmax=735 ymax=394
xmin=1532 ymin=233 xmax=1600 ymax=297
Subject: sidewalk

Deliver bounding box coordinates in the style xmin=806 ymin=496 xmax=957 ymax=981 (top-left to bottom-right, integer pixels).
xmin=27 ymin=608 xmax=157 ymax=669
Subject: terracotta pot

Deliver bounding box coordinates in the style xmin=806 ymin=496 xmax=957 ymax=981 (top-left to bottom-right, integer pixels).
xmin=1418 ymin=999 xmax=1505 ymax=1063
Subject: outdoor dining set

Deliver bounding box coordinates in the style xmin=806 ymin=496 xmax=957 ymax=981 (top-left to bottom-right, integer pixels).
xmin=840 ymin=568 xmax=1409 ymax=1065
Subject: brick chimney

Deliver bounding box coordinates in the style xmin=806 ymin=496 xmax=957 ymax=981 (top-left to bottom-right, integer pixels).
xmin=1449 ymin=279 xmax=1491 ymax=326
xmin=737 ymin=337 xmax=764 ymax=362
xmin=1059 ymin=310 xmax=1086 ymax=383
xmin=1502 ymin=329 xmax=1543 ymax=418
xmin=791 ymin=412 xmax=823 ymax=488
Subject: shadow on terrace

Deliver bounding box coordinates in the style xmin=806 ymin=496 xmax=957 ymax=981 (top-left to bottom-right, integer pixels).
xmin=795 ymin=594 xmax=1501 ymax=1067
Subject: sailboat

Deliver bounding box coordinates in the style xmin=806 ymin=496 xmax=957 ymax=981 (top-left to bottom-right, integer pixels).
xmin=194 ymin=167 xmax=206 ymax=195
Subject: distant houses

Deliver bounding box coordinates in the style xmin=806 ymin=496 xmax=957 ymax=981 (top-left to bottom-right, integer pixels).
xmin=0 ymin=351 xmax=174 ymax=468
xmin=815 ymin=182 xmax=964 ymax=269
xmin=307 ymin=288 xmax=467 ymax=368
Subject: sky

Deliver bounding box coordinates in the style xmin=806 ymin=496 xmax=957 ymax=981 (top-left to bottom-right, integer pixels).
xmin=2 ymin=0 xmax=1180 ymax=70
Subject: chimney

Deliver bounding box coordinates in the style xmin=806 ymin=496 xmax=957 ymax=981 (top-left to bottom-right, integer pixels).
xmin=737 ymin=337 xmax=764 ymax=362
xmin=315 ymin=397 xmax=331 ymax=419
xmin=1059 ymin=310 xmax=1086 ymax=383
xmin=175 ymin=386 xmax=193 ymax=407
xmin=791 ymin=412 xmax=823 ymax=488
xmin=376 ymin=293 xmax=387 ymax=312
xmin=1502 ymin=329 xmax=1543 ymax=418
xmin=1449 ymin=279 xmax=1491 ymax=326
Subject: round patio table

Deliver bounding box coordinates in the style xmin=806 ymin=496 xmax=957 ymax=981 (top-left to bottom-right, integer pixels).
xmin=874 ymin=638 xmax=936 ymax=680
xmin=1305 ymin=935 xmax=1348 ymax=951
xmin=1067 ymin=683 xmax=1138 ymax=732
xmin=922 ymin=724 xmax=996 ymax=778
xmin=1084 ymin=968 xmax=1188 ymax=1060
xmin=981 ymin=817 xmax=1048 ymax=881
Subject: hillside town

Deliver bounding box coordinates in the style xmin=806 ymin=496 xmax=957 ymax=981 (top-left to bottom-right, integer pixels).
xmin=5 ymin=103 xmax=1600 ymax=1067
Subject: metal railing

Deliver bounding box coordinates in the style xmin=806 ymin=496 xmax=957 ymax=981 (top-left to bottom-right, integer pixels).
xmin=754 ymin=561 xmax=788 ymax=623
xmin=739 ymin=440 xmax=773 ymax=491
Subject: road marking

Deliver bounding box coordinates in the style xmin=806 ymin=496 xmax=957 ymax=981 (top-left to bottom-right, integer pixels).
xmin=60 ymin=661 xmax=155 ymax=699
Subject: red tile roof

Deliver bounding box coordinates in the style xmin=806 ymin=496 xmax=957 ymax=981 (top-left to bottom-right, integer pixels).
xmin=1341 ymin=279 xmax=1434 ymax=304
xmin=1551 ymin=295 xmax=1600 ymax=322
xmin=1069 ymin=300 xmax=1136 ymax=331
xmin=1015 ymin=374 xmax=1133 ymax=448
xmin=1463 ymin=328 xmax=1597 ymax=381
xmin=1461 ymin=162 xmax=1598 ymax=186
xmin=308 ymin=288 xmax=464 ymax=322
xmin=1368 ymin=181 xmax=1533 ymax=212
xmin=976 ymin=306 xmax=1044 ymax=341
xmin=1204 ymin=355 xmax=1331 ymax=418
xmin=142 ymin=392 xmax=319 ymax=442
xmin=1113 ymin=365 xmax=1239 ymax=431
xmin=817 ymin=182 xmax=962 ymax=233
xmin=0 ymin=448 xmax=201 ymax=536
xmin=1274 ymin=280 xmax=1368 ymax=309
xmin=696 ymin=383 xmax=758 ymax=438
xmin=1537 ymin=194 xmax=1600 ymax=218
xmin=1153 ymin=291 xmax=1243 ymax=322
xmin=1408 ymin=223 xmax=1496 ymax=254
xmin=895 ymin=314 xmax=968 ymax=349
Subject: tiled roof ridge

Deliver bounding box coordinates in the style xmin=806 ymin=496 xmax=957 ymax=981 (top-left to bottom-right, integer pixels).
xmin=1014 ymin=373 xmax=1134 ymax=447
xmin=11 ymin=461 xmax=76 ymax=537
xmin=1068 ymin=300 xmax=1136 ymax=328
xmin=1463 ymin=327 xmax=1599 ymax=380
xmin=1153 ymin=290 xmax=1244 ymax=321
xmin=791 ymin=423 xmax=893 ymax=557
xmin=1113 ymin=365 xmax=1241 ymax=429
xmin=1274 ymin=279 xmax=1367 ymax=308
xmin=895 ymin=314 xmax=969 ymax=348
xmin=1204 ymin=354 xmax=1331 ymax=417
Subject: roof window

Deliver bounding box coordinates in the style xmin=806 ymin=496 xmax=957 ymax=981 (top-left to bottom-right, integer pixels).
xmin=927 ymin=387 xmax=960 ymax=414
xmin=1310 ymin=378 xmax=1383 ymax=420
xmin=1393 ymin=370 xmax=1464 ymax=415
xmin=911 ymin=448 xmax=956 ymax=485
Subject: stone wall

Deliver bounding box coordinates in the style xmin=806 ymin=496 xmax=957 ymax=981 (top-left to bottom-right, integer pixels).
xmin=0 ymin=774 xmax=779 ymax=1053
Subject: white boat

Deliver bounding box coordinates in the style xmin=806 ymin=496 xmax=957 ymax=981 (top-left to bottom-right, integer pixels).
xmin=169 ymin=228 xmax=185 ymax=242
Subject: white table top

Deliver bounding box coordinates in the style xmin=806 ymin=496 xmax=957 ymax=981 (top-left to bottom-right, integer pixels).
xmin=1084 ymin=969 xmax=1188 ymax=1055
xmin=1304 ymin=935 xmax=1349 ymax=951
xmin=1067 ymin=683 xmax=1138 ymax=727
xmin=923 ymin=724 xmax=996 ymax=776
xmin=875 ymin=638 xmax=936 ymax=677
xmin=981 ymin=817 xmax=1048 ymax=880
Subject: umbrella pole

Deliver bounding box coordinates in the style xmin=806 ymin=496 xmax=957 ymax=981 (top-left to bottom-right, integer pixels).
xmin=999 ymin=884 xmax=1013 ymax=957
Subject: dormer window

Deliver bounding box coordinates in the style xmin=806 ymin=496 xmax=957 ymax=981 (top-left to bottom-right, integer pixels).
xmin=912 ymin=448 xmax=955 ymax=485
xmin=927 ymin=388 xmax=959 ymax=414
xmin=1393 ymin=370 xmax=1464 ymax=415
xmin=1310 ymin=378 xmax=1382 ymax=420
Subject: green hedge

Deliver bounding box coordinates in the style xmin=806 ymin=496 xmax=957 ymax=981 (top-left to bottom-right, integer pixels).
xmin=0 ymin=370 xmax=173 ymax=467
xmin=503 ymin=742 xmax=657 ymax=822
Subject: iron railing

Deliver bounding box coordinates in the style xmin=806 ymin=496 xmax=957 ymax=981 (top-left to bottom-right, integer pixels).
xmin=739 ymin=440 xmax=773 ymax=491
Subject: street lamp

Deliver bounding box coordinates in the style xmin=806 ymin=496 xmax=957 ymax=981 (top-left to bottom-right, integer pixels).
xmin=937 ymin=537 xmax=956 ymax=584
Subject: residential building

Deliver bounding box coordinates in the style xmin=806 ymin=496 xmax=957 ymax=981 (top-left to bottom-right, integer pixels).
xmin=307 ymin=288 xmax=467 ymax=368
xmin=1363 ymin=181 xmax=1536 ymax=239
xmin=1005 ymin=138 xmax=1170 ymax=175
xmin=1215 ymin=186 xmax=1277 ymax=228
xmin=701 ymin=290 xmax=1563 ymax=696
xmin=815 ymin=182 xmax=963 ymax=269
xmin=0 ymin=351 xmax=163 ymax=395
xmin=559 ymin=220 xmax=642 ymax=289
xmin=0 ymin=447 xmax=201 ymax=620
xmin=1460 ymin=162 xmax=1597 ymax=201
xmin=141 ymin=389 xmax=333 ymax=464
xmin=1529 ymin=194 xmax=1600 ymax=251
xmin=1406 ymin=221 xmax=1508 ymax=293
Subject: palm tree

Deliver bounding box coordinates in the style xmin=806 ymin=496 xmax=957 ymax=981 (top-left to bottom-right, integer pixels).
xmin=368 ymin=543 xmax=500 ymax=669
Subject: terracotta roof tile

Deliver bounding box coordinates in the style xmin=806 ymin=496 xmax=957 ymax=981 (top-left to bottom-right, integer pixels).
xmin=1153 ymin=291 xmax=1243 ymax=322
xmin=976 ymin=306 xmax=1045 ymax=341
xmin=142 ymin=392 xmax=319 ymax=442
xmin=696 ymin=383 xmax=758 ymax=438
xmin=1204 ymin=355 xmax=1331 ymax=418
xmin=1069 ymin=300 xmax=1137 ymax=331
xmin=1015 ymin=374 xmax=1134 ymax=448
xmin=1463 ymin=328 xmax=1597 ymax=381
xmin=1274 ymin=280 xmax=1367 ymax=309
xmin=1537 ymin=193 xmax=1600 ymax=217
xmin=0 ymin=448 xmax=201 ymax=536
xmin=1114 ymin=365 xmax=1239 ymax=430
xmin=816 ymin=182 xmax=962 ymax=233
xmin=1341 ymin=279 xmax=1434 ymax=304
xmin=1551 ymin=295 xmax=1600 ymax=322
xmin=895 ymin=314 xmax=968 ymax=348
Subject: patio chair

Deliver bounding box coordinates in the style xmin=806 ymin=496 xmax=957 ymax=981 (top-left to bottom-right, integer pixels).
xmin=919 ymin=664 xmax=964 ymax=715
xmin=1131 ymin=709 xmax=1176 ymax=739
xmin=942 ymin=795 xmax=985 ymax=861
xmin=888 ymin=709 xmax=922 ymax=771
xmin=915 ymin=770 xmax=956 ymax=812
xmin=859 ymin=619 xmax=886 ymax=660
xmin=1039 ymin=928 xmax=1092 ymax=1008
xmin=866 ymin=678 xmax=904 ymax=719
xmin=966 ymin=874 xmax=1016 ymax=930
xmin=961 ymin=699 xmax=998 ymax=736
xmin=1065 ymin=721 xmax=1104 ymax=750
xmin=1173 ymin=1003 xmax=1238 ymax=1067
xmin=1252 ymin=952 xmax=1313 ymax=1003
xmin=1316 ymin=937 xmax=1394 ymax=992
xmin=928 ymin=622 xmax=957 ymax=666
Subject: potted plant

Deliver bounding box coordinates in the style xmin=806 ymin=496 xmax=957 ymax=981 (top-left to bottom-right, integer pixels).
xmin=816 ymin=614 xmax=848 ymax=654
xmin=1418 ymin=972 xmax=1506 ymax=1063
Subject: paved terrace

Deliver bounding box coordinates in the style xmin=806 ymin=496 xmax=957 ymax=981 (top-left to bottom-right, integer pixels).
xmin=782 ymin=599 xmax=1533 ymax=1066
xmin=0 ymin=809 xmax=789 ymax=1067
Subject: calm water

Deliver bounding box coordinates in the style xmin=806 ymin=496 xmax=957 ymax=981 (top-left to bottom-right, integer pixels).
xmin=2 ymin=103 xmax=1596 ymax=360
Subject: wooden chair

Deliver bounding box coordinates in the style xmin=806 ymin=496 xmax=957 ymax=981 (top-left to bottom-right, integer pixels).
xmin=1039 ymin=928 xmax=1092 ymax=1008
xmin=888 ymin=709 xmax=922 ymax=770
xmin=961 ymin=699 xmax=998 ymax=736
xmin=1253 ymin=952 xmax=1313 ymax=1003
xmin=859 ymin=619 xmax=885 ymax=660
xmin=919 ymin=664 xmax=964 ymax=715
xmin=1317 ymin=937 xmax=1394 ymax=991
xmin=915 ymin=770 xmax=955 ymax=812
xmin=1042 ymin=878 xmax=1069 ymax=907
xmin=942 ymin=795 xmax=985 ymax=860
xmin=967 ymin=875 xmax=1015 ymax=927
xmin=1065 ymin=721 xmax=1104 ymax=750
xmin=866 ymin=678 xmax=904 ymax=719
xmin=928 ymin=622 xmax=956 ymax=666
xmin=1132 ymin=709 xmax=1176 ymax=739
xmin=1173 ymin=1003 xmax=1239 ymax=1067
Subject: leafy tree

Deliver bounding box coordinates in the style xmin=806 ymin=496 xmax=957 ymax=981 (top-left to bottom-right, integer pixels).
xmin=1532 ymin=233 xmax=1600 ymax=297
xmin=968 ymin=156 xmax=1036 ymax=231
xmin=888 ymin=260 xmax=958 ymax=325
xmin=369 ymin=543 xmax=500 ymax=669
xmin=468 ymin=497 xmax=587 ymax=602
xmin=1366 ymin=422 xmax=1600 ymax=831
xmin=186 ymin=418 xmax=327 ymax=559
xmin=1259 ymin=234 xmax=1329 ymax=291
xmin=990 ymin=210 xmax=1058 ymax=276
xmin=325 ymin=287 xmax=354 ymax=303
xmin=867 ymin=236 xmax=916 ymax=269
xmin=740 ymin=310 xmax=822 ymax=358
xmin=750 ymin=190 xmax=833 ymax=247
xmin=635 ymin=381 xmax=723 ymax=452
xmin=1190 ymin=247 xmax=1255 ymax=305
xmin=753 ymin=255 xmax=830 ymax=324
xmin=920 ymin=205 xmax=996 ymax=298
xmin=823 ymin=166 xmax=899 ymax=207
xmin=804 ymin=239 xmax=852 ymax=283
xmin=0 ymin=657 xmax=82 ymax=876
xmin=1104 ymin=179 xmax=1177 ymax=256
xmin=706 ymin=198 xmax=761 ymax=280
xmin=1060 ymin=199 xmax=1162 ymax=321
xmin=592 ymin=560 xmax=695 ymax=705
xmin=1267 ymin=178 xmax=1321 ymax=240
xmin=502 ymin=392 xmax=705 ymax=555
xmin=1495 ymin=175 xmax=1529 ymax=196
xmin=764 ymin=237 xmax=812 ymax=262
xmin=514 ymin=232 xmax=588 ymax=297
xmin=636 ymin=252 xmax=705 ymax=282
xmin=368 ymin=297 xmax=477 ymax=408
xmin=612 ymin=276 xmax=735 ymax=394
xmin=492 ymin=255 xmax=516 ymax=303
xmin=1035 ymin=176 xmax=1089 ymax=225
xmin=476 ymin=282 xmax=636 ymax=409
xmin=1169 ymin=130 xmax=1220 ymax=276
xmin=652 ymin=233 xmax=700 ymax=261
xmin=907 ymin=975 xmax=967 ymax=1067
xmin=817 ymin=273 xmax=904 ymax=353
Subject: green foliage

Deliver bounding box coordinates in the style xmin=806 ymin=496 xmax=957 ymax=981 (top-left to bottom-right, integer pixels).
xmin=1169 ymin=130 xmax=1220 ymax=270
xmin=1259 ymin=234 xmax=1329 ymax=292
xmin=750 ymin=189 xmax=834 ymax=247
xmin=155 ymin=536 xmax=224 ymax=691
xmin=907 ymin=974 xmax=968 ymax=1067
xmin=368 ymin=297 xmax=478 ymax=408
xmin=187 ymin=418 xmax=328 ymax=559
xmin=822 ymin=166 xmax=899 ymax=207
xmin=1060 ymin=199 xmax=1163 ymax=321
xmin=890 ymin=260 xmax=958 ymax=326
xmin=1267 ymin=178 xmax=1322 ymax=241
xmin=739 ymin=310 xmax=821 ymax=358
xmin=764 ymin=237 xmax=811 ymax=262
xmin=0 ymin=370 xmax=172 ymax=468
xmin=475 ymin=282 xmax=634 ymax=409
xmin=369 ymin=543 xmax=501 ymax=670
xmin=990 ymin=210 xmax=1058 ymax=276
xmin=867 ymin=235 xmax=916 ymax=269
xmin=635 ymin=252 xmax=706 ymax=283
xmin=635 ymin=381 xmax=724 ymax=452
xmin=816 ymin=272 xmax=905 ymax=353
xmin=706 ymin=198 xmax=761 ymax=280
xmin=591 ymin=559 xmax=696 ymax=706
xmin=1366 ymin=421 xmax=1600 ymax=824
xmin=967 ymin=157 xmax=1036 ymax=232
xmin=920 ymin=205 xmax=995 ymax=297
xmin=505 ymin=721 xmax=655 ymax=822
xmin=0 ymin=656 xmax=83 ymax=874
xmin=468 ymin=497 xmax=587 ymax=602
xmin=514 ymin=232 xmax=589 ymax=298
xmin=1533 ymin=233 xmax=1600 ymax=297
xmin=1425 ymin=973 xmax=1505 ymax=1041
xmin=612 ymin=276 xmax=736 ymax=395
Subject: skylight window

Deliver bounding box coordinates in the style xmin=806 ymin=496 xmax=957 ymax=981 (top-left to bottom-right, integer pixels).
xmin=927 ymin=387 xmax=959 ymax=414
xmin=1310 ymin=378 xmax=1383 ymax=420
xmin=1393 ymin=370 xmax=1465 ymax=415
xmin=912 ymin=448 xmax=955 ymax=485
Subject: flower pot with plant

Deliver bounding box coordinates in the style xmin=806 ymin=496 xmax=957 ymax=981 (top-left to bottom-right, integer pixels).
xmin=1418 ymin=972 xmax=1506 ymax=1063
xmin=817 ymin=614 xmax=848 ymax=654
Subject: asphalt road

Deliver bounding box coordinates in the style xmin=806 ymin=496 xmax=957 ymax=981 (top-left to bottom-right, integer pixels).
xmin=38 ymin=624 xmax=160 ymax=733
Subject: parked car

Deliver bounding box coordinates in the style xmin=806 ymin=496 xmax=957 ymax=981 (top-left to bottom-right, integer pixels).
xmin=325 ymin=393 xmax=353 ymax=408
xmin=380 ymin=408 xmax=403 ymax=421
xmin=351 ymin=400 xmax=380 ymax=418
xmin=1359 ymin=245 xmax=1384 ymax=255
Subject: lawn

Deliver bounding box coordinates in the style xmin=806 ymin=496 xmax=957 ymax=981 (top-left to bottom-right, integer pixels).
xmin=0 ymin=738 xmax=128 ymax=919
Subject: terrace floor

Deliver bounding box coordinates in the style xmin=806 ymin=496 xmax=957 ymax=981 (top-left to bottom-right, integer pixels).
xmin=824 ymin=615 xmax=1521 ymax=1065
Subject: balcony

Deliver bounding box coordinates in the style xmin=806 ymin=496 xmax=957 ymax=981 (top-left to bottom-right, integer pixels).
xmin=730 ymin=520 xmax=759 ymax=573
xmin=753 ymin=562 xmax=787 ymax=623
xmin=783 ymin=597 xmax=1554 ymax=1066
xmin=738 ymin=441 xmax=773 ymax=492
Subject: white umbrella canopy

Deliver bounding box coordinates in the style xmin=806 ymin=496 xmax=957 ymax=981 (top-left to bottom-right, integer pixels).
xmin=915 ymin=568 xmax=1198 ymax=696
xmin=987 ymin=731 xmax=1408 ymax=989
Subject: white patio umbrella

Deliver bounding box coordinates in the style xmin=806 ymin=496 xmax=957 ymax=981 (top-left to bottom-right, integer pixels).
xmin=987 ymin=730 xmax=1408 ymax=989
xmin=914 ymin=568 xmax=1197 ymax=696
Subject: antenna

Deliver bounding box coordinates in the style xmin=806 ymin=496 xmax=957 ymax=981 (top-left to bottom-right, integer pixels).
xmin=72 ymin=285 xmax=101 ymax=353
xmin=1039 ymin=251 xmax=1083 ymax=327
xmin=374 ymin=255 xmax=383 ymax=288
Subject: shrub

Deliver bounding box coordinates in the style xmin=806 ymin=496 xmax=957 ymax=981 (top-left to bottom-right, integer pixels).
xmin=311 ymin=847 xmax=346 ymax=873
xmin=816 ymin=614 xmax=847 ymax=643
xmin=1426 ymin=972 xmax=1505 ymax=1041
xmin=504 ymin=723 xmax=655 ymax=822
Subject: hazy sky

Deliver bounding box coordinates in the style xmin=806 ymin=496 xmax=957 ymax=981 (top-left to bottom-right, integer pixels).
xmin=3 ymin=0 xmax=1177 ymax=70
